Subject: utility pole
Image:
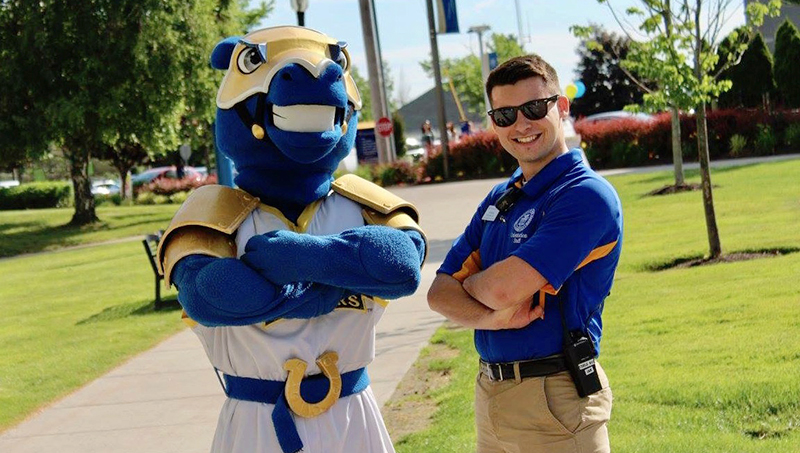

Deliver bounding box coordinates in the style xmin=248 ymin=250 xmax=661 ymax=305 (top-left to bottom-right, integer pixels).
xmin=358 ymin=0 xmax=393 ymax=164
xmin=514 ymin=0 xmax=524 ymax=46
xmin=425 ymin=0 xmax=449 ymax=179
xmin=468 ymin=25 xmax=491 ymax=114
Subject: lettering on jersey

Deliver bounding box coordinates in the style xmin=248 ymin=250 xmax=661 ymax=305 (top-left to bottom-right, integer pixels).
xmin=511 ymin=208 xmax=536 ymax=243
xmin=336 ymin=294 xmax=369 ymax=312
xmin=260 ymin=294 xmax=371 ymax=330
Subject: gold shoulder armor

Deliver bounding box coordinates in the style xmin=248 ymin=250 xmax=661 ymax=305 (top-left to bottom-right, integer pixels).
xmin=332 ymin=174 xmax=427 ymax=264
xmin=332 ymin=174 xmax=419 ymax=222
xmin=156 ymin=185 xmax=260 ymax=285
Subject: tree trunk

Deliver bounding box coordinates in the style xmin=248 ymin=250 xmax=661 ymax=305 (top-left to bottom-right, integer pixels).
xmin=114 ymin=161 xmax=131 ymax=200
xmin=695 ymin=104 xmax=722 ymax=259
xmin=67 ymin=146 xmax=98 ymax=226
xmin=670 ymin=106 xmax=684 ymax=186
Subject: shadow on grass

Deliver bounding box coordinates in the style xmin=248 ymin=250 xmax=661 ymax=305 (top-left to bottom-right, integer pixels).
xmin=643 ymin=247 xmax=800 ymax=272
xmin=630 ymin=163 xmax=761 ymax=186
xmin=0 ymin=220 xmax=45 ymax=233
xmin=76 ymin=296 xmax=181 ymax=325
xmin=0 ymin=221 xmax=113 ymax=258
xmin=0 ymin=209 xmax=172 ymax=258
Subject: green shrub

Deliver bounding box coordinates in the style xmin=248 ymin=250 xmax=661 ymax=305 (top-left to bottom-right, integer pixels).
xmin=152 ymin=194 xmax=170 ymax=205
xmin=0 ymin=181 xmax=72 ymax=210
xmin=729 ymin=134 xmax=748 ymax=156
xmin=169 ymin=191 xmax=189 ymax=204
xmin=135 ymin=192 xmax=156 ymax=205
xmin=784 ymin=123 xmax=800 ymax=148
xmin=754 ymin=124 xmax=776 ymax=155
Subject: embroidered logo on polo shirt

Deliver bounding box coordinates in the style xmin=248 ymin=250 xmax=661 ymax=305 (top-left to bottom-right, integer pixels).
xmin=510 ymin=208 xmax=535 ymax=244
xmin=513 ymin=208 xmax=536 ymax=232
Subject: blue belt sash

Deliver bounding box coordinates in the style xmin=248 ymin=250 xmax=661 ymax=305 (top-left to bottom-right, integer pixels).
xmin=222 ymin=368 xmax=370 ymax=453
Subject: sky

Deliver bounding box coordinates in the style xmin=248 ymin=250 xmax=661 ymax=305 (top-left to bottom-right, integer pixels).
xmin=252 ymin=0 xmax=748 ymax=106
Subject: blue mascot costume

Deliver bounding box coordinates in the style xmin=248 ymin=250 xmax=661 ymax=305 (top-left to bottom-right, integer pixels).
xmin=156 ymin=26 xmax=426 ymax=453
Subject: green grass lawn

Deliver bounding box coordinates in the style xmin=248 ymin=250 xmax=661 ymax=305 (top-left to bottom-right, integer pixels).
xmin=0 ymin=241 xmax=183 ymax=430
xmin=393 ymin=159 xmax=800 ymax=452
xmin=0 ymin=203 xmax=180 ymax=257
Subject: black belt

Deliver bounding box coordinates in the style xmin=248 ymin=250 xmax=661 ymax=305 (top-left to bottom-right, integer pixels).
xmin=479 ymin=355 xmax=568 ymax=381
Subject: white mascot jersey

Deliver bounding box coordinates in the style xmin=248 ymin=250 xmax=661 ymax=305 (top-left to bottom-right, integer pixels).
xmin=189 ymin=192 xmax=395 ymax=453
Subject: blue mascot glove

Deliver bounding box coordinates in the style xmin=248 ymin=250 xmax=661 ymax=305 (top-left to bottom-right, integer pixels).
xmin=278 ymin=283 xmax=351 ymax=319
xmin=172 ymin=254 xmax=346 ymax=326
xmin=241 ymin=226 xmax=425 ymax=300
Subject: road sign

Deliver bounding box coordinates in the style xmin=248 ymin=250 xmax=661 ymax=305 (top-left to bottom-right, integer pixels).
xmin=376 ymin=117 xmax=393 ymax=137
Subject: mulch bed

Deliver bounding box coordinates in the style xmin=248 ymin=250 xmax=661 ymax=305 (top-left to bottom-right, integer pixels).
xmin=647 ymin=183 xmax=703 ymax=196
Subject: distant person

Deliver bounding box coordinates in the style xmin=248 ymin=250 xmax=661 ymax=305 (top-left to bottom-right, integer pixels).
xmin=420 ymin=119 xmax=434 ymax=160
xmin=446 ymin=121 xmax=458 ymax=144
xmin=428 ymin=54 xmax=623 ymax=453
xmin=459 ymin=120 xmax=472 ymax=138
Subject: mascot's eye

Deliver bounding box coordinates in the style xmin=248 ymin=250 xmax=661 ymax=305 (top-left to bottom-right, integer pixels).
xmin=237 ymin=47 xmax=263 ymax=74
xmin=329 ymin=42 xmax=349 ymax=70
xmin=335 ymin=51 xmax=348 ymax=70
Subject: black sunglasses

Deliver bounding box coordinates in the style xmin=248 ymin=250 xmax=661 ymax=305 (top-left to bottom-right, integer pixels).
xmin=488 ymin=95 xmax=560 ymax=127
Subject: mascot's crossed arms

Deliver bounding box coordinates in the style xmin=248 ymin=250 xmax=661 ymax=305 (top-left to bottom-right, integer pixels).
xmin=156 ymin=26 xmax=426 ymax=453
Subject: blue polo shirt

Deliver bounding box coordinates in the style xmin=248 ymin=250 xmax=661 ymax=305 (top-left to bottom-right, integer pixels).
xmin=438 ymin=150 xmax=623 ymax=363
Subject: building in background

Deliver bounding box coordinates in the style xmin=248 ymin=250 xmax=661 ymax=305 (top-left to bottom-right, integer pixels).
xmin=745 ymin=0 xmax=800 ymax=52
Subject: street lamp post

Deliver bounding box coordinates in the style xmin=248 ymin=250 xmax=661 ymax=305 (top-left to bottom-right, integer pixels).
xmin=468 ymin=25 xmax=491 ymax=115
xmin=290 ymin=0 xmax=308 ymax=26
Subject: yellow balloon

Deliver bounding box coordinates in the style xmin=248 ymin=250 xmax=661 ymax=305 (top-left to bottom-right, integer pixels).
xmin=565 ymin=83 xmax=578 ymax=99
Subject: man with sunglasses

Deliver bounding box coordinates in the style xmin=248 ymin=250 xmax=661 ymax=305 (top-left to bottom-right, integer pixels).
xmin=428 ymin=55 xmax=622 ymax=453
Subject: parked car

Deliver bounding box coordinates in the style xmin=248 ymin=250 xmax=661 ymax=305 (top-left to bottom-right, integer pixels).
xmin=0 ymin=180 xmax=20 ymax=189
xmin=579 ymin=111 xmax=654 ymax=123
xmin=91 ymin=179 xmax=121 ymax=196
xmin=131 ymin=166 xmax=205 ymax=187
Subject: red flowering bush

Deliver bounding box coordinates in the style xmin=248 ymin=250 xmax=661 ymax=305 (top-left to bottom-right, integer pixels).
xmin=421 ymin=131 xmax=517 ymax=181
xmin=575 ymin=109 xmax=800 ymax=169
xmin=140 ymin=174 xmax=218 ymax=196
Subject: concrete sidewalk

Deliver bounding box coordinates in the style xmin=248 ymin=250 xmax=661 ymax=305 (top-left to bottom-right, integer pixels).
xmin=0 ymin=177 xmax=500 ymax=453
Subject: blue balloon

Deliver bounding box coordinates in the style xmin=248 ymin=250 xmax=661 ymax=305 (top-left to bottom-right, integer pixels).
xmin=575 ymin=81 xmax=586 ymax=99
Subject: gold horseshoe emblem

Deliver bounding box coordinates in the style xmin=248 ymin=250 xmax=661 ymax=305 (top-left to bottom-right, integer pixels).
xmin=283 ymin=351 xmax=342 ymax=418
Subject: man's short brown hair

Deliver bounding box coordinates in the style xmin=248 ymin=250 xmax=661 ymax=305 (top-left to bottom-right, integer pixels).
xmin=485 ymin=55 xmax=561 ymax=108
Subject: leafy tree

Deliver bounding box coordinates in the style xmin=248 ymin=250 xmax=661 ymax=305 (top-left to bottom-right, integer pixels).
xmin=774 ymin=20 xmax=800 ymax=108
xmin=734 ymin=33 xmax=775 ymax=108
xmin=0 ymin=0 xmax=269 ymax=222
xmin=575 ymin=0 xmax=781 ymax=259
xmin=95 ymin=0 xmax=273 ymax=200
xmin=421 ymin=33 xmax=526 ymax=114
xmin=0 ymin=1 xmax=53 ymax=177
xmin=573 ymin=12 xmax=693 ymax=188
xmin=716 ymin=26 xmax=756 ymax=108
xmin=570 ymin=26 xmax=649 ymax=117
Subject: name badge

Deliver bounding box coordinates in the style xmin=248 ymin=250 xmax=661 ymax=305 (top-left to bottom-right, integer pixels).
xmin=482 ymin=205 xmax=500 ymax=222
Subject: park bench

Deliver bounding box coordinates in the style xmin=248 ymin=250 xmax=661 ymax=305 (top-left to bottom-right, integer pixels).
xmin=142 ymin=231 xmax=165 ymax=309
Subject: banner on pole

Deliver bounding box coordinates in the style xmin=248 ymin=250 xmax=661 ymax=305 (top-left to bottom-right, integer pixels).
xmin=436 ymin=0 xmax=459 ymax=34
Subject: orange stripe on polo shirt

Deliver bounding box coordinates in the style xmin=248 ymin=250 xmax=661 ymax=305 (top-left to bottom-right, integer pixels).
xmin=452 ymin=250 xmax=482 ymax=283
xmin=540 ymin=240 xmax=619 ymax=295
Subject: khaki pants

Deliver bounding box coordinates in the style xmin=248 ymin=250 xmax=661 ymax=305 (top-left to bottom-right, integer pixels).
xmin=475 ymin=362 xmax=612 ymax=453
